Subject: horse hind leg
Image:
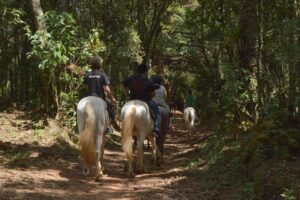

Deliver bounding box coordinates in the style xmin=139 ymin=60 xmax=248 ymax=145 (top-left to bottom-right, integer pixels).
xmin=126 ymin=153 xmax=134 ymax=178
xmin=156 ymin=139 xmax=164 ymax=166
xmin=148 ymin=135 xmax=157 ymax=167
xmin=122 ymin=135 xmax=135 ymax=178
xmin=95 ymin=134 xmax=104 ymax=182
xmin=136 ymin=137 xmax=145 ymax=174
xmin=82 ymin=163 xmax=90 ymax=175
xmin=146 ymin=139 xmax=151 ymax=150
xmin=188 ymin=124 xmax=193 ymax=136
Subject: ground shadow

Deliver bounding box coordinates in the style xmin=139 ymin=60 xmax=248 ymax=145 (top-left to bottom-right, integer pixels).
xmin=0 ymin=111 xmax=217 ymax=200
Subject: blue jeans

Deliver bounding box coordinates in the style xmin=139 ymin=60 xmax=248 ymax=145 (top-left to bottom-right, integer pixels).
xmin=147 ymin=100 xmax=161 ymax=134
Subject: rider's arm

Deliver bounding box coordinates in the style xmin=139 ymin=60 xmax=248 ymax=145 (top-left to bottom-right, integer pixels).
xmin=150 ymin=91 xmax=155 ymax=98
xmin=163 ymin=87 xmax=168 ymax=100
xmin=122 ymin=85 xmax=130 ymax=96
xmin=102 ymin=73 xmax=116 ymax=103
xmin=149 ymin=81 xmax=156 ymax=98
xmin=104 ymin=85 xmax=116 ymax=104
xmin=122 ymin=76 xmax=131 ymax=97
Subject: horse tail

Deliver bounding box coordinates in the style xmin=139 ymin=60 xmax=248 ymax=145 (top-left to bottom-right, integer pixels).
xmin=79 ymin=102 xmax=96 ymax=168
xmin=121 ymin=106 xmax=136 ymax=161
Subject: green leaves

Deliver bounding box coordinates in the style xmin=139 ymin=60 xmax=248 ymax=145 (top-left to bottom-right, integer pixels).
xmin=27 ymin=11 xmax=79 ymax=71
xmin=28 ymin=30 xmax=69 ymax=70
xmin=281 ymin=188 xmax=297 ymax=200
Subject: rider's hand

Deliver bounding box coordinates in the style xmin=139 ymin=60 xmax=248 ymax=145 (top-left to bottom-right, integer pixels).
xmin=111 ymin=97 xmax=117 ymax=105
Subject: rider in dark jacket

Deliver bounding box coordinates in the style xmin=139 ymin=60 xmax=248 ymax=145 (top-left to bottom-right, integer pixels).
xmin=122 ymin=63 xmax=161 ymax=137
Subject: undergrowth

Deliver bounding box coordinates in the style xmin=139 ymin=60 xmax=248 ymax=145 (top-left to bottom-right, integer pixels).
xmin=189 ymin=111 xmax=300 ymax=199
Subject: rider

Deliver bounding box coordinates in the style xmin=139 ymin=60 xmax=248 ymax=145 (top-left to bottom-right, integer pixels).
xmin=122 ymin=63 xmax=161 ymax=137
xmin=152 ymin=75 xmax=169 ymax=110
xmin=185 ymin=89 xmax=195 ymax=108
xmin=152 ymin=75 xmax=173 ymax=129
xmin=84 ymin=55 xmax=120 ymax=131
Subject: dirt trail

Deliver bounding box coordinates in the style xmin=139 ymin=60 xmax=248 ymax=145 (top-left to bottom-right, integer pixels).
xmin=0 ymin=110 xmax=212 ymax=200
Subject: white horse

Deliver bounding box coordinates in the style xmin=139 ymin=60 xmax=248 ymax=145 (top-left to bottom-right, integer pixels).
xmin=183 ymin=107 xmax=197 ymax=135
xmin=77 ymin=96 xmax=109 ymax=181
xmin=120 ymin=100 xmax=157 ymax=178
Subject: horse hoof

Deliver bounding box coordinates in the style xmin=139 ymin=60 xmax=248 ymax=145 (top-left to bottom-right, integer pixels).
xmin=128 ymin=172 xmax=135 ymax=178
xmin=82 ymin=168 xmax=90 ymax=175
xmin=136 ymin=168 xmax=147 ymax=174
xmin=95 ymin=175 xmax=102 ymax=182
xmin=124 ymin=164 xmax=128 ymax=172
xmin=151 ymin=158 xmax=157 ymax=166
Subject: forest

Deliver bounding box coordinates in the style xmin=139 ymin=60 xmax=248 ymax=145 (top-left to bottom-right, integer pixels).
xmin=0 ymin=0 xmax=300 ymax=199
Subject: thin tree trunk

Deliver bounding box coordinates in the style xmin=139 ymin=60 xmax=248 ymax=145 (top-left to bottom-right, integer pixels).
xmin=28 ymin=0 xmax=50 ymax=113
xmin=238 ymin=0 xmax=258 ymax=119
xmin=28 ymin=0 xmax=45 ymax=30
xmin=137 ymin=0 xmax=173 ymax=65
xmin=287 ymin=0 xmax=299 ymax=117
xmin=256 ymin=0 xmax=265 ymax=122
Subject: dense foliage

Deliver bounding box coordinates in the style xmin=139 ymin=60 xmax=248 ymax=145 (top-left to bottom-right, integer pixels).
xmin=0 ymin=0 xmax=300 ymax=198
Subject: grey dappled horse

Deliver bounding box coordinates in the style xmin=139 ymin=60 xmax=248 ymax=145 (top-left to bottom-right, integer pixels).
xmin=77 ymin=96 xmax=109 ymax=181
xmin=183 ymin=107 xmax=197 ymax=135
xmin=120 ymin=100 xmax=157 ymax=178
xmin=156 ymin=106 xmax=170 ymax=165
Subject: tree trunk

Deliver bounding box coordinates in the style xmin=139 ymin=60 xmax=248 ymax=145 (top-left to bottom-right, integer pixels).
xmin=137 ymin=0 xmax=173 ymax=65
xmin=256 ymin=0 xmax=265 ymax=122
xmin=28 ymin=0 xmax=50 ymax=113
xmin=287 ymin=0 xmax=298 ymax=118
xmin=238 ymin=0 xmax=258 ymax=120
xmin=28 ymin=0 xmax=45 ymax=30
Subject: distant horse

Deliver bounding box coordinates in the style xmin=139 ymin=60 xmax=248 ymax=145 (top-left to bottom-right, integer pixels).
xmin=120 ymin=100 xmax=157 ymax=178
xmin=183 ymin=107 xmax=197 ymax=135
xmin=156 ymin=106 xmax=170 ymax=165
xmin=77 ymin=96 xmax=109 ymax=181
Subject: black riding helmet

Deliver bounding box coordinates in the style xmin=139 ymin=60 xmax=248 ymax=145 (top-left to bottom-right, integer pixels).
xmin=137 ymin=63 xmax=148 ymax=74
xmin=90 ymin=56 xmax=103 ymax=70
xmin=151 ymin=75 xmax=162 ymax=85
